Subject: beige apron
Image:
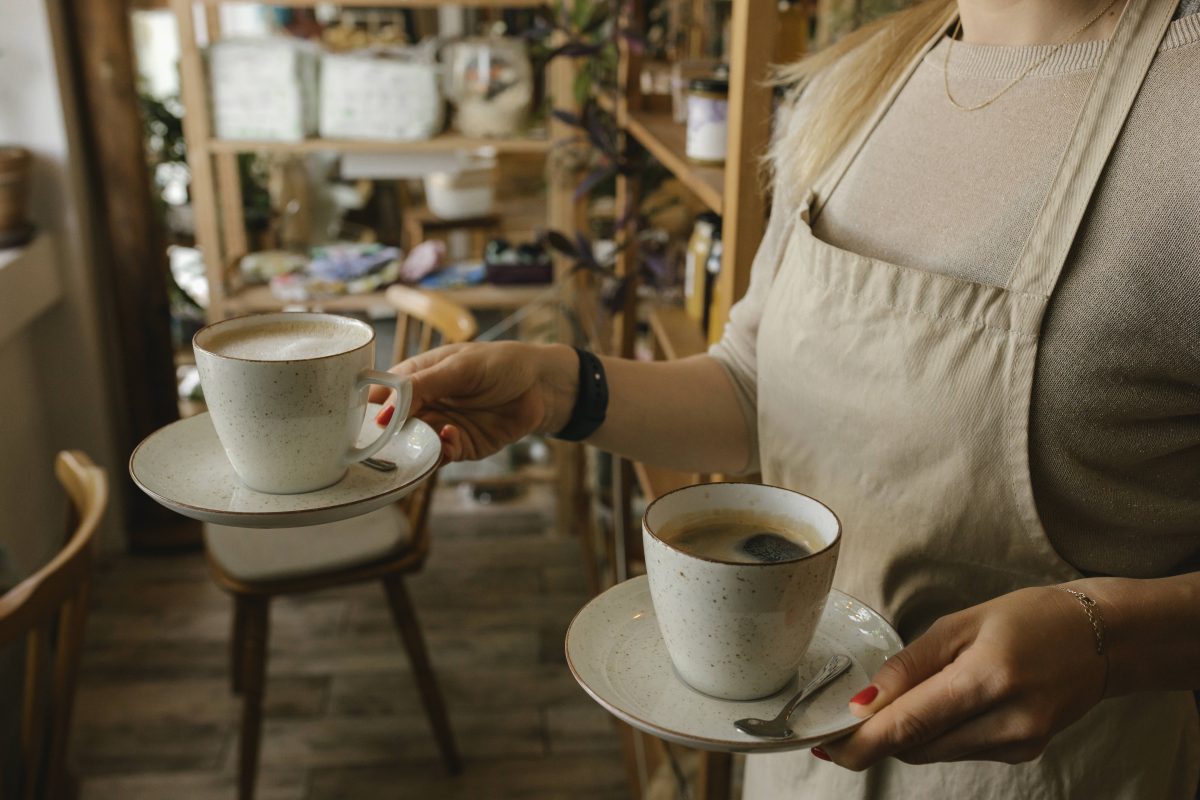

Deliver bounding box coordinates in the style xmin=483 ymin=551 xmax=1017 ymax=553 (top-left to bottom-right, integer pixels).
xmin=745 ymin=0 xmax=1200 ymax=797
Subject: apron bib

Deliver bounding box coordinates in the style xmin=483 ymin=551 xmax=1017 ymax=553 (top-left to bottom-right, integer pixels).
xmin=746 ymin=0 xmax=1200 ymax=796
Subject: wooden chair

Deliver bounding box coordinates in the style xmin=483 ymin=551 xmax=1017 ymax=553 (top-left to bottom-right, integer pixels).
xmin=204 ymin=287 xmax=478 ymax=800
xmin=0 ymin=451 xmax=107 ymax=800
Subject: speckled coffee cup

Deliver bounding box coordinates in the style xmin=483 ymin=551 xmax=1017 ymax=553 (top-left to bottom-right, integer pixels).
xmin=194 ymin=312 xmax=412 ymax=494
xmin=642 ymin=483 xmax=841 ymax=700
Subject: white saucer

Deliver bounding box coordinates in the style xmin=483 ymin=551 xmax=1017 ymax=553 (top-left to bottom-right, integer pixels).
xmin=130 ymin=404 xmax=440 ymax=529
xmin=565 ymin=575 xmax=903 ymax=753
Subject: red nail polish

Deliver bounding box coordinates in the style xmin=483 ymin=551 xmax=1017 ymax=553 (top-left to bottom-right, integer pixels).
xmin=849 ymin=685 xmax=879 ymax=706
xmin=811 ymin=747 xmax=831 ymax=761
xmin=375 ymin=405 xmax=394 ymax=426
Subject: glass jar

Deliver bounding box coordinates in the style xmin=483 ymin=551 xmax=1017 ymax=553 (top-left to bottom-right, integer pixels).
xmin=443 ymin=37 xmax=533 ymax=138
xmin=686 ymin=77 xmax=729 ymax=165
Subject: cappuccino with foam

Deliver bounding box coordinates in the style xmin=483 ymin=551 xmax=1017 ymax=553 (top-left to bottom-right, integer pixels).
xmin=205 ymin=318 xmax=370 ymax=361
xmin=194 ymin=312 xmax=412 ymax=494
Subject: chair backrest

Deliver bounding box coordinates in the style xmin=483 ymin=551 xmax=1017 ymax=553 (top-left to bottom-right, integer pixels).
xmin=384 ymin=286 xmax=477 ymax=540
xmin=386 ymin=284 xmax=478 ymax=365
xmin=0 ymin=451 xmax=107 ymax=800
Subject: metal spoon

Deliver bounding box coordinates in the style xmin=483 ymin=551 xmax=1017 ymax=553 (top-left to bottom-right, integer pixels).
xmin=734 ymin=654 xmax=853 ymax=739
xmin=363 ymin=457 xmax=397 ymax=472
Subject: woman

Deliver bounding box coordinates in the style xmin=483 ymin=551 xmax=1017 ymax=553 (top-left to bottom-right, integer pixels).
xmin=373 ymin=0 xmax=1200 ymax=795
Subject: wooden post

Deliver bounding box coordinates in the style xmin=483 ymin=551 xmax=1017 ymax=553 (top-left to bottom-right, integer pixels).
xmin=205 ymin=8 xmax=250 ymax=266
xmin=62 ymin=0 xmax=198 ymax=547
xmin=706 ymin=0 xmax=779 ymax=343
xmin=172 ymin=0 xmax=228 ymax=319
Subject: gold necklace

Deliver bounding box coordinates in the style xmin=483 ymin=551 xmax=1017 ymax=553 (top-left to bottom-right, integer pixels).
xmin=943 ymin=0 xmax=1122 ymax=111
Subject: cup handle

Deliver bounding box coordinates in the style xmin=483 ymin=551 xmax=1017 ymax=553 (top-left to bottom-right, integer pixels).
xmin=345 ymin=370 xmax=413 ymax=465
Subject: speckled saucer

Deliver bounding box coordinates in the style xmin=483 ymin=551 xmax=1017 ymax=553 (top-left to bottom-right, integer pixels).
xmin=130 ymin=404 xmax=440 ymax=529
xmin=565 ymin=575 xmax=903 ymax=753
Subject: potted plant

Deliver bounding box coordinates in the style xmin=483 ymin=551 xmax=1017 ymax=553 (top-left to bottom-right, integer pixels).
xmin=0 ymin=146 xmax=32 ymax=248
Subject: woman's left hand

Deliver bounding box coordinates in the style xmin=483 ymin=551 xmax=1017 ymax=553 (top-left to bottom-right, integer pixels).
xmin=819 ymin=585 xmax=1107 ymax=769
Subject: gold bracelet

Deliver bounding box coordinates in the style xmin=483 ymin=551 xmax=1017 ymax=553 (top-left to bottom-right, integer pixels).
xmin=1055 ymin=587 xmax=1105 ymax=655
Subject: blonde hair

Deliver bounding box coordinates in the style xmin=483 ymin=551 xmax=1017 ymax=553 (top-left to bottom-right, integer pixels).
xmin=771 ymin=1 xmax=955 ymax=197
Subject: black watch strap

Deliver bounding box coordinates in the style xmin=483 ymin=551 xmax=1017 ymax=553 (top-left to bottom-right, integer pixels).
xmin=553 ymin=348 xmax=608 ymax=442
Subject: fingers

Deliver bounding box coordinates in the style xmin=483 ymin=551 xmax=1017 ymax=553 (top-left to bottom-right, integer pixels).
xmin=824 ymin=659 xmax=989 ymax=770
xmin=438 ymin=424 xmax=464 ymax=462
xmin=369 ymin=343 xmax=472 ymax=406
xmin=367 ymin=384 xmax=395 ymax=405
xmin=374 ymin=404 xmax=395 ymax=427
xmin=822 ymin=614 xmax=982 ymax=771
xmin=892 ymin=701 xmax=1050 ymax=765
xmin=849 ymin=614 xmax=972 ymax=719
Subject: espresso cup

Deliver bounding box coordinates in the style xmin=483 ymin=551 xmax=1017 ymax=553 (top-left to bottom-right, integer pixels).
xmin=194 ymin=312 xmax=412 ymax=494
xmin=642 ymin=483 xmax=841 ymax=700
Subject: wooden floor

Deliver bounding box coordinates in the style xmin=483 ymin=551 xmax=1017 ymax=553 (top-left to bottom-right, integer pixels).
xmin=75 ymin=483 xmax=628 ymax=799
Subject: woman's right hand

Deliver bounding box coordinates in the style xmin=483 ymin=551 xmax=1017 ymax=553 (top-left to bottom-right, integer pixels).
xmin=368 ymin=341 xmax=578 ymax=462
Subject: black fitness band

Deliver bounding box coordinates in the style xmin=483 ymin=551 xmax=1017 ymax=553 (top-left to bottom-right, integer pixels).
xmin=554 ymin=347 xmax=608 ymax=442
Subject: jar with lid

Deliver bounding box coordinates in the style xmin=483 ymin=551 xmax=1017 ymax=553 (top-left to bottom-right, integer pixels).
xmin=686 ymin=77 xmax=729 ymax=165
xmin=443 ymin=37 xmax=533 ymax=138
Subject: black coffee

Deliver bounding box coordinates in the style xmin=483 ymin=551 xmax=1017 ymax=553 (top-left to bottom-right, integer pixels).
xmin=658 ymin=510 xmax=821 ymax=563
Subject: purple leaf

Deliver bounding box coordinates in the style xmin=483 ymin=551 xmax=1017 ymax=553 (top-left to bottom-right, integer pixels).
xmin=545 ymin=230 xmax=579 ymax=257
xmin=574 ymin=164 xmax=616 ymax=201
xmin=559 ymin=42 xmax=603 ymax=57
xmin=575 ymin=232 xmax=598 ymax=265
xmin=551 ymin=108 xmax=583 ymax=128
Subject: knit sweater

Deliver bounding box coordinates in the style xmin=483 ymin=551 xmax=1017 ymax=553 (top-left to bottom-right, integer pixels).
xmin=711 ymin=10 xmax=1200 ymax=578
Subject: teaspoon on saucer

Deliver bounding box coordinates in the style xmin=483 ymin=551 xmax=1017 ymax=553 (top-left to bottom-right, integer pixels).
xmin=734 ymin=654 xmax=853 ymax=739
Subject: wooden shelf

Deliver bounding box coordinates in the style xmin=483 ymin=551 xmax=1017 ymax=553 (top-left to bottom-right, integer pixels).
xmin=223 ymin=282 xmax=553 ymax=315
xmin=625 ymin=111 xmax=724 ymax=215
xmin=206 ymin=133 xmax=553 ymax=155
xmin=647 ymin=305 xmax=707 ymax=360
xmin=192 ymin=0 xmax=543 ymax=6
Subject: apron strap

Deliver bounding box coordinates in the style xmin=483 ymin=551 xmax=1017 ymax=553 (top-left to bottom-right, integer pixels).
xmin=1007 ymin=0 xmax=1176 ymax=298
xmin=809 ymin=8 xmax=956 ymax=220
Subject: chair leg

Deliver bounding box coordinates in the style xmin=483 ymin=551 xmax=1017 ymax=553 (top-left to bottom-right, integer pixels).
xmin=237 ymin=596 xmax=270 ymax=800
xmin=381 ymin=575 xmax=461 ymax=775
xmin=231 ymin=596 xmax=248 ymax=695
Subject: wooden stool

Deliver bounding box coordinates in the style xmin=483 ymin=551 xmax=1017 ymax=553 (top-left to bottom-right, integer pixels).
xmin=403 ymin=207 xmax=501 ymax=260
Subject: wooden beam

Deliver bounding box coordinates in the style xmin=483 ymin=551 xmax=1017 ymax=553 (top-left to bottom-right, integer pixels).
xmin=62 ymin=0 xmax=199 ymax=548
xmin=707 ymin=0 xmax=779 ymax=343
xmin=172 ymin=0 xmax=228 ymax=319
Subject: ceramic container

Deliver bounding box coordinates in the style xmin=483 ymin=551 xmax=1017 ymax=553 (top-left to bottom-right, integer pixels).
xmin=642 ymin=483 xmax=841 ymax=700
xmin=685 ymin=77 xmax=728 ymax=165
xmin=193 ymin=312 xmax=411 ymax=494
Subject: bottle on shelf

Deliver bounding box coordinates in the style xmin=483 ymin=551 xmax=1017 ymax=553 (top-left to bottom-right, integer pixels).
xmin=685 ymin=212 xmax=720 ymax=325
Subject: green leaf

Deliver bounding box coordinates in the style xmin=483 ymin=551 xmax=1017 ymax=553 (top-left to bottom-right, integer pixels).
xmin=573 ymin=67 xmax=593 ymax=106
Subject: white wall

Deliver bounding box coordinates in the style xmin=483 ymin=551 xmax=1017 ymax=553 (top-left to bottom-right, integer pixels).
xmin=0 ymin=0 xmax=126 ymax=580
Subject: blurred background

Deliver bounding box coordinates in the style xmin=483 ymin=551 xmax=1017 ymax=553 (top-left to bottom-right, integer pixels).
xmin=0 ymin=0 xmax=900 ymax=797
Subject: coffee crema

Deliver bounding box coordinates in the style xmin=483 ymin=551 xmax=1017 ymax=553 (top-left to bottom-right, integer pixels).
xmin=658 ymin=509 xmax=822 ymax=564
xmin=204 ymin=319 xmax=369 ymax=361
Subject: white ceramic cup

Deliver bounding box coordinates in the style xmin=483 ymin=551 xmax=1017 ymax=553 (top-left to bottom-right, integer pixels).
xmin=194 ymin=312 xmax=412 ymax=494
xmin=642 ymin=483 xmax=842 ymax=700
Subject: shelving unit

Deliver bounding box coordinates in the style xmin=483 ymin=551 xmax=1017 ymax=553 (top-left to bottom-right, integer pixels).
xmin=204 ymin=134 xmax=554 ymax=155
xmin=602 ymin=1 xmax=809 ymax=798
xmin=624 ymin=112 xmax=723 ymax=214
xmin=170 ymin=0 xmax=587 ymax=557
xmin=224 ymin=280 xmax=551 ymax=315
xmin=170 ymin=0 xmax=575 ymax=321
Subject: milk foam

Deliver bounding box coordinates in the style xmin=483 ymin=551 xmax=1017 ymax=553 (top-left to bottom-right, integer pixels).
xmin=206 ymin=320 xmax=369 ymax=361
